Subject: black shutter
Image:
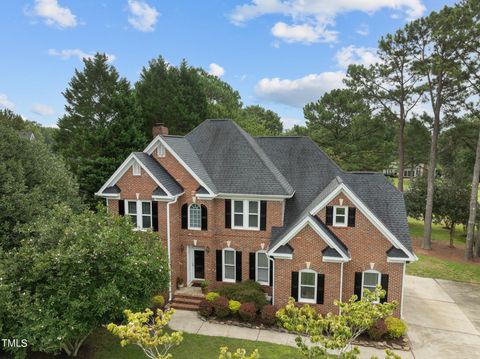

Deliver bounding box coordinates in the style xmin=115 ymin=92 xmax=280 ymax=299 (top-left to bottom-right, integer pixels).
xmin=119 ymin=200 xmax=125 ymax=216
xmin=201 ymin=204 xmax=208 ymax=230
xmin=291 ymin=272 xmax=299 ymax=301
xmin=260 ymin=201 xmax=267 ymax=231
xmin=236 ymin=251 xmax=242 ymax=282
xmin=249 ymin=253 xmax=255 ymax=280
xmin=269 ymin=259 xmax=273 ymax=286
xmin=181 ymin=203 xmax=188 ymax=229
xmin=152 ymin=201 xmax=158 ymax=232
xmin=380 ymin=274 xmax=389 ymax=303
xmin=216 ymin=250 xmax=222 ymax=281
xmin=316 ymin=274 xmax=325 ymax=304
xmin=326 ymin=206 xmax=333 ymax=225
xmin=225 ymin=199 xmax=231 ymax=228
xmin=354 ymin=272 xmax=362 ymax=300
xmin=348 ymin=207 xmax=356 ymax=227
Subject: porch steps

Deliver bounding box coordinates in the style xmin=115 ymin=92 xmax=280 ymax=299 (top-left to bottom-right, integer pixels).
xmin=170 ymin=293 xmax=204 ymax=311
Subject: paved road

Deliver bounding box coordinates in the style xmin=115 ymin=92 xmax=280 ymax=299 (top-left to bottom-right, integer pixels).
xmin=404 ymin=275 xmax=480 ymax=359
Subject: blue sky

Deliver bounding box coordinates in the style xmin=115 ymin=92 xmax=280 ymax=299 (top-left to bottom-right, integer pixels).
xmin=0 ymin=0 xmax=456 ymax=128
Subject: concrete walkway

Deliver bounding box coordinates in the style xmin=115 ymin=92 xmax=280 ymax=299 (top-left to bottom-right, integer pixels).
xmin=170 ymin=310 xmax=413 ymax=359
xmin=404 ymin=275 xmax=480 ymax=359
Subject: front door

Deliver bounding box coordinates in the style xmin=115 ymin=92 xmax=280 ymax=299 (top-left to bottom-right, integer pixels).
xmin=193 ymin=249 xmax=205 ymax=280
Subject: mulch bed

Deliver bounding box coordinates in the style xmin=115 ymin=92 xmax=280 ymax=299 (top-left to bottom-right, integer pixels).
xmin=412 ymin=237 xmax=480 ymax=264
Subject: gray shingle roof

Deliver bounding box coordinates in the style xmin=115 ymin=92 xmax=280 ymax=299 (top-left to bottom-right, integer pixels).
xmin=386 ymin=246 xmax=409 ymax=258
xmin=322 ymin=247 xmax=342 ymax=257
xmin=153 ymin=186 xmax=167 ymax=197
xmin=311 ymin=216 xmax=349 ymax=257
xmin=103 ymin=185 xmax=120 ymax=194
xmin=185 ymin=120 xmax=294 ymax=196
xmin=274 ymin=244 xmax=294 ymax=255
xmin=134 ymin=152 xmax=183 ymax=196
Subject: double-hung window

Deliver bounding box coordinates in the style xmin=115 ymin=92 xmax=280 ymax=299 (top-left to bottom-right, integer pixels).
xmin=333 ymin=206 xmax=348 ymax=227
xmin=256 ymin=252 xmax=269 ymax=285
xmin=232 ymin=200 xmax=260 ymax=230
xmin=125 ymin=200 xmax=152 ymax=230
xmin=223 ymin=249 xmax=236 ymax=282
xmin=362 ymin=270 xmax=381 ymax=302
xmin=299 ymin=270 xmax=317 ymax=303
xmin=188 ymin=204 xmax=201 ymax=230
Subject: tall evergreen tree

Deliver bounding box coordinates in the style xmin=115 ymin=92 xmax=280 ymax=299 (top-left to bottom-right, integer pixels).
xmin=239 ymin=105 xmax=283 ymax=135
xmin=55 ymin=53 xmax=146 ymax=206
xmin=404 ymin=116 xmax=431 ymax=179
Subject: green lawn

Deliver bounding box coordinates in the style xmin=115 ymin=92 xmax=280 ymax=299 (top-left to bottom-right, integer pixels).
xmin=84 ymin=328 xmax=301 ymax=359
xmin=389 ymin=177 xmax=411 ymax=190
xmin=408 ymin=218 xmax=465 ymax=246
xmin=406 ymin=254 xmax=480 ymax=283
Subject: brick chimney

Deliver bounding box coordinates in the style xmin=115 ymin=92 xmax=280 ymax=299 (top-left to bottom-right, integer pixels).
xmin=152 ymin=123 xmax=169 ymax=137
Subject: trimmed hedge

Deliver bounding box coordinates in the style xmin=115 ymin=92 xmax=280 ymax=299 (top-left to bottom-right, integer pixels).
xmin=385 ymin=317 xmax=407 ymax=339
xmin=206 ymin=292 xmax=220 ymax=302
xmin=368 ymin=318 xmax=387 ymax=340
xmin=213 ymin=296 xmax=230 ymax=318
xmin=239 ymin=302 xmax=257 ymax=322
xmin=218 ymin=281 xmax=267 ymax=310
xmin=260 ymin=304 xmax=277 ymax=326
xmin=199 ymin=299 xmax=213 ymax=318
xmin=229 ymin=300 xmax=241 ymax=314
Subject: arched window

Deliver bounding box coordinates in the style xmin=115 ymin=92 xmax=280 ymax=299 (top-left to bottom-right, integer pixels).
xmin=188 ymin=204 xmax=201 ymax=230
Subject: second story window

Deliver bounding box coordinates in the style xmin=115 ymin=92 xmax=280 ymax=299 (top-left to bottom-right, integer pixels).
xmin=126 ymin=200 xmax=152 ymax=230
xmin=232 ymin=200 xmax=260 ymax=230
xmin=188 ymin=204 xmax=201 ymax=230
xmin=333 ymin=206 xmax=348 ymax=227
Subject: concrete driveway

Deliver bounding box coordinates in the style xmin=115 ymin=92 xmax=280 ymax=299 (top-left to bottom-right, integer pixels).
xmin=404 ymin=275 xmax=480 ymax=359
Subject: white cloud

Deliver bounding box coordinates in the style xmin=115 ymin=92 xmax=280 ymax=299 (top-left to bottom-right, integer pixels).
xmin=0 ymin=94 xmax=14 ymax=110
xmin=281 ymin=117 xmax=304 ymax=129
xmin=127 ymin=0 xmax=159 ymax=32
xmin=356 ymin=23 xmax=369 ymax=36
xmin=335 ymin=45 xmax=379 ymax=69
xmin=48 ymin=49 xmax=116 ymax=62
xmin=271 ymin=22 xmax=337 ymax=44
xmin=255 ymin=71 xmax=345 ymax=108
xmin=30 ymin=0 xmax=77 ymax=28
xmin=32 ymin=103 xmax=55 ymax=116
xmin=230 ymin=0 xmax=425 ymax=44
xmin=208 ymin=63 xmax=225 ymax=77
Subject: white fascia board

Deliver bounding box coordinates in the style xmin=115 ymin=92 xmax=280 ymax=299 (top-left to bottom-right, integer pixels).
xmin=308 ymin=183 xmax=416 ymax=261
xmin=144 ymin=136 xmax=216 ymax=196
xmin=217 ymin=193 xmax=292 ymax=201
xmin=95 ymin=153 xmax=173 ymax=198
xmin=270 ymin=254 xmax=293 ymax=259
xmin=152 ymin=193 xmax=184 ymax=202
xmin=95 ymin=193 xmax=120 ymax=199
xmin=323 ymin=256 xmax=349 ymax=263
xmin=267 ymin=216 xmax=349 ymax=261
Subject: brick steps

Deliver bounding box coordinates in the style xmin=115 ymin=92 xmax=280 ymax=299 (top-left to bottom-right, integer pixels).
xmin=170 ymin=293 xmax=204 ymax=311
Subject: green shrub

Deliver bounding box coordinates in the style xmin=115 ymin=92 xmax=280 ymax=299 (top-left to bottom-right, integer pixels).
xmin=151 ymin=295 xmax=165 ymax=308
xmin=260 ymin=304 xmax=277 ymax=326
xmin=213 ymin=296 xmax=230 ymax=318
xmin=385 ymin=317 xmax=407 ymax=339
xmin=218 ymin=281 xmax=267 ymax=310
xmin=206 ymin=292 xmax=220 ymax=302
xmin=199 ymin=299 xmax=214 ymax=318
xmin=229 ymin=300 xmax=241 ymax=314
xmin=368 ymin=318 xmax=387 ymax=340
xmin=239 ymin=302 xmax=257 ymax=322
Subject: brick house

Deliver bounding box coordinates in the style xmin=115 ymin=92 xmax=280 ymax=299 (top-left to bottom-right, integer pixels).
xmin=96 ymin=119 xmax=416 ymax=317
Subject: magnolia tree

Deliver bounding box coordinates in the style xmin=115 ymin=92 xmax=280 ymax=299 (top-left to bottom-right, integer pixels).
xmin=276 ymin=287 xmax=398 ymax=359
xmin=108 ymin=308 xmax=183 ymax=359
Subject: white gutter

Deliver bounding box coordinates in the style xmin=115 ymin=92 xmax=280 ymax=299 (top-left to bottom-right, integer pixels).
xmin=269 ymin=257 xmax=275 ymax=305
xmin=339 ymin=262 xmax=344 ymax=315
xmin=166 ymin=195 xmax=179 ymax=301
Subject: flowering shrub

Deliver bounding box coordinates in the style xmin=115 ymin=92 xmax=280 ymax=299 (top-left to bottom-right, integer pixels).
xmin=218 ymin=347 xmax=260 ymax=359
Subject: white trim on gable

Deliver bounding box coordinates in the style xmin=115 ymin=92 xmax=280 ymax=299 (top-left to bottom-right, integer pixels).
xmin=95 ymin=153 xmax=173 ymax=199
xmin=308 ymin=182 xmax=416 ymax=261
xmin=267 ymin=215 xmax=350 ymax=262
xmin=144 ymin=136 xmax=216 ymax=197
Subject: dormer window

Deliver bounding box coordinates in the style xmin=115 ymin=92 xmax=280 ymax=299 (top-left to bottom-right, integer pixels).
xmin=333 ymin=206 xmax=348 ymax=227
xmin=132 ymin=162 xmax=141 ymax=176
xmin=157 ymin=144 xmax=165 ymax=158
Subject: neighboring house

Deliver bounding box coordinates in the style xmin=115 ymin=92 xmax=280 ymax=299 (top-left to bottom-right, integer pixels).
xmin=18 ymin=131 xmax=36 ymax=141
xmin=97 ymin=120 xmax=416 ymax=317
xmin=383 ymin=162 xmax=425 ymax=179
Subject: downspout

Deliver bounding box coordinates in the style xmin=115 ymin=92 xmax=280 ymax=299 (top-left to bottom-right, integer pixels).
xmin=339 ymin=262 xmax=344 ymax=314
xmin=166 ymin=195 xmax=179 ymax=302
xmin=269 ymin=256 xmax=275 ymax=305
xmin=401 ymin=262 xmax=406 ymax=319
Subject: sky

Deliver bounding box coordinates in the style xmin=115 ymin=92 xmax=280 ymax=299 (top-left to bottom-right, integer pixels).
xmin=0 ymin=0 xmax=456 ymax=129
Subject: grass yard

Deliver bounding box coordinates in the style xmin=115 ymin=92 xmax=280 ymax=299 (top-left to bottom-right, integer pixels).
xmin=407 ymin=254 xmax=480 ymax=283
xmin=408 ymin=218 xmax=465 ymax=246
xmin=81 ymin=328 xmax=301 ymax=359
xmin=388 ymin=177 xmax=411 ymax=190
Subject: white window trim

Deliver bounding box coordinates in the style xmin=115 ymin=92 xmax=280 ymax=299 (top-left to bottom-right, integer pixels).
xmin=222 ymin=248 xmax=236 ymax=283
xmin=132 ymin=162 xmax=141 ymax=176
xmin=299 ymin=269 xmax=317 ymax=304
xmin=255 ymin=251 xmax=270 ymax=286
xmin=333 ymin=205 xmax=348 ymax=227
xmin=231 ymin=200 xmax=260 ymax=230
xmin=361 ymin=270 xmax=381 ymax=303
xmin=188 ymin=203 xmax=201 ymax=230
xmin=157 ymin=144 xmax=165 ymax=158
xmin=125 ymin=200 xmax=152 ymax=230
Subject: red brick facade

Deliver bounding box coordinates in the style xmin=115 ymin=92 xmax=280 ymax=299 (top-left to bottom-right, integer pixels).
xmin=106 ymin=145 xmax=406 ymax=317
